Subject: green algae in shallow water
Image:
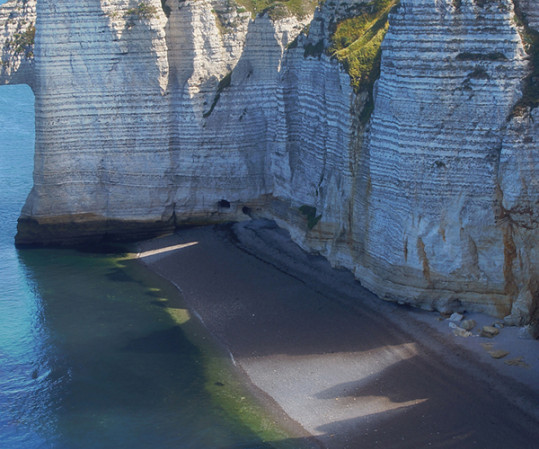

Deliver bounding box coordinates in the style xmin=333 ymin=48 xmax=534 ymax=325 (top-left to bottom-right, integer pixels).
xmin=119 ymin=255 xmax=311 ymax=449
xmin=14 ymin=247 xmax=309 ymax=449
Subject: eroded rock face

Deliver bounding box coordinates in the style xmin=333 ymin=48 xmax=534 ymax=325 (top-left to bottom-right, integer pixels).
xmin=274 ymin=0 xmax=538 ymax=324
xmin=362 ymin=0 xmax=536 ymax=324
xmin=352 ymin=0 xmax=530 ymax=319
xmin=498 ymin=108 xmax=538 ymax=325
xmin=1 ymin=0 xmax=537 ymax=323
xmin=16 ymin=0 xmax=173 ymax=244
xmin=165 ymin=0 xmax=305 ymax=223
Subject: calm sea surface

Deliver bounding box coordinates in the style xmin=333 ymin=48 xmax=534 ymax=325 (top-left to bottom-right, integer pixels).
xmin=0 ymin=66 xmax=286 ymax=449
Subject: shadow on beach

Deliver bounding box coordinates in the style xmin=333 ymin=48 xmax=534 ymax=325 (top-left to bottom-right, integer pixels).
xmin=138 ymin=220 xmax=539 ymax=449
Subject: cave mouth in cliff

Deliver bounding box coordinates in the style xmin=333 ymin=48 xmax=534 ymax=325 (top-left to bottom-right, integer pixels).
xmin=218 ymin=199 xmax=231 ymax=209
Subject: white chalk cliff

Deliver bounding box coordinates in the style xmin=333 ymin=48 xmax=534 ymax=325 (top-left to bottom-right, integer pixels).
xmin=1 ymin=0 xmax=537 ymax=324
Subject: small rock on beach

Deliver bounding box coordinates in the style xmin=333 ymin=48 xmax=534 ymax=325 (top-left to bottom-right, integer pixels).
xmin=461 ymin=319 xmax=476 ymax=331
xmin=488 ymin=350 xmax=509 ymax=359
xmin=449 ymin=313 xmax=464 ymax=322
xmin=481 ymin=326 xmax=500 ymax=338
xmin=452 ymin=327 xmax=472 ymax=338
xmin=504 ymin=357 xmax=530 ymax=368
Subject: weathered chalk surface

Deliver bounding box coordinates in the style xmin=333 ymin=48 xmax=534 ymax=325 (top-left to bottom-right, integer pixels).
xmin=1 ymin=0 xmax=537 ymax=324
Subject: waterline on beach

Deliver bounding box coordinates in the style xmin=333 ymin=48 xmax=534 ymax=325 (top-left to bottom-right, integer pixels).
xmin=129 ymin=247 xmax=310 ymax=449
xmin=5 ymin=246 xmax=302 ymax=449
xmin=0 ymin=80 xmax=303 ymax=449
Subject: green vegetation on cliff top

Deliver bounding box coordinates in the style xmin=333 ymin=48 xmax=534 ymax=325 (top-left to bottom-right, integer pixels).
xmin=236 ymin=0 xmax=319 ymax=20
xmin=126 ymin=2 xmax=158 ymax=19
xmin=327 ymin=0 xmax=399 ymax=122
xmin=329 ymin=0 xmax=399 ymax=93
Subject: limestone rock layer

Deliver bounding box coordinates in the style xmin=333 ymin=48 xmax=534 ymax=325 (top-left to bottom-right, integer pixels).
xmin=356 ymin=0 xmax=529 ymax=318
xmin=1 ymin=0 xmax=537 ymax=323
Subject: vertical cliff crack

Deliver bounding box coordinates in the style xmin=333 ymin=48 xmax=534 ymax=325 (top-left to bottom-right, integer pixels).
xmin=161 ymin=0 xmax=171 ymax=18
xmin=417 ymin=237 xmax=431 ymax=283
xmin=203 ymin=71 xmax=232 ymax=118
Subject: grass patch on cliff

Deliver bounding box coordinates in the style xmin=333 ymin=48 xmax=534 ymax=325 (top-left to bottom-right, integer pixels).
xmin=329 ymin=0 xmax=399 ymax=92
xmin=511 ymin=3 xmax=539 ymax=115
xmin=235 ymin=0 xmax=318 ymax=20
xmin=125 ymin=2 xmax=158 ymax=19
xmin=7 ymin=24 xmax=35 ymax=58
xmin=326 ymin=0 xmax=399 ymax=123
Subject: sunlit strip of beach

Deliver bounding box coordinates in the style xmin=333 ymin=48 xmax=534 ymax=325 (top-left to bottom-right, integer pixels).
xmin=137 ymin=241 xmax=199 ymax=259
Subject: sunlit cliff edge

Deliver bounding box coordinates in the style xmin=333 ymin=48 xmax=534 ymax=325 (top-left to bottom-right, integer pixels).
xmin=1 ymin=0 xmax=537 ymax=325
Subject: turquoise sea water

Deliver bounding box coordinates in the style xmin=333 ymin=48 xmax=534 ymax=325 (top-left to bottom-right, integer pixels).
xmin=0 ymin=85 xmax=281 ymax=448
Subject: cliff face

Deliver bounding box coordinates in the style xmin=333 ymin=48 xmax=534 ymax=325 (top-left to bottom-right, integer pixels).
xmin=356 ymin=0 xmax=534 ymax=322
xmin=18 ymin=0 xmax=174 ymax=243
xmin=271 ymin=0 xmax=538 ymax=325
xmin=2 ymin=0 xmax=537 ymax=324
xmin=373 ymin=0 xmax=537 ymax=325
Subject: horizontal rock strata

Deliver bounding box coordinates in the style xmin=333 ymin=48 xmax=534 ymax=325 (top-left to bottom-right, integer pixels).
xmin=516 ymin=0 xmax=539 ymax=31
xmin=2 ymin=0 xmax=537 ymax=323
xmin=20 ymin=0 xmax=173 ymax=244
xmin=354 ymin=0 xmax=530 ymax=320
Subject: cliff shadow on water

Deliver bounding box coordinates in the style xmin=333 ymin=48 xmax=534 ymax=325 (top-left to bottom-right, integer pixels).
xmin=10 ymin=247 xmax=315 ymax=449
xmin=0 ymin=66 xmax=314 ymax=448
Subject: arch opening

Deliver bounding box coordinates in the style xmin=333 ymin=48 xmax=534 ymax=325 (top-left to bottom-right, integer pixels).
xmin=0 ymin=83 xmax=36 ymax=244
